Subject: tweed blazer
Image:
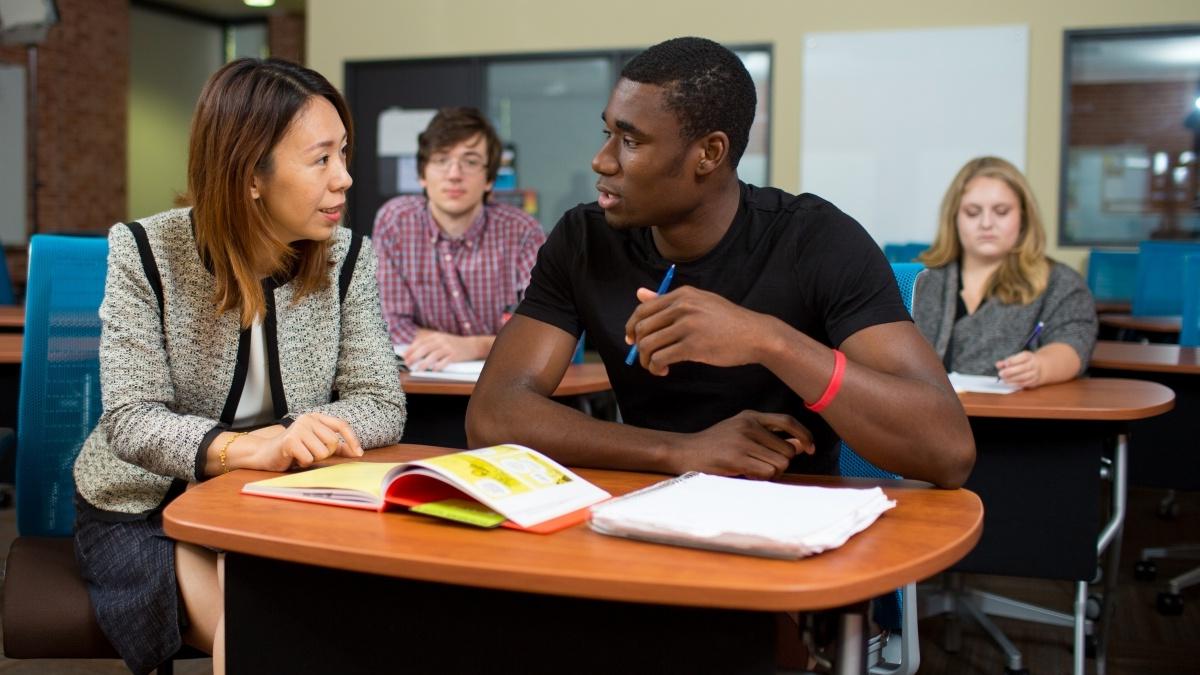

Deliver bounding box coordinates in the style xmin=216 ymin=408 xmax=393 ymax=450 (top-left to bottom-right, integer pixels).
xmin=913 ymin=260 xmax=1097 ymax=377
xmin=74 ymin=208 xmax=406 ymax=516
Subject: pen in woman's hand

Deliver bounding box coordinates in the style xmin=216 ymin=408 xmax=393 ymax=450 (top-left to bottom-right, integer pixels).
xmin=997 ymin=321 xmax=1044 ymax=382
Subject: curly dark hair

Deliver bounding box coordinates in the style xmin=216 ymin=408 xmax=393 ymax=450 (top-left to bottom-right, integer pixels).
xmin=620 ymin=37 xmax=756 ymax=168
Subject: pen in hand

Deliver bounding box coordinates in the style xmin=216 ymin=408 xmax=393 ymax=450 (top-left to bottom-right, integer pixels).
xmin=997 ymin=321 xmax=1044 ymax=382
xmin=625 ymin=264 xmax=676 ymax=367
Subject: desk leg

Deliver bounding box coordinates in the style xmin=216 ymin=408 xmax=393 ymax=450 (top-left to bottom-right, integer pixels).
xmin=832 ymin=602 xmax=869 ymax=675
xmin=1091 ymin=432 xmax=1128 ymax=675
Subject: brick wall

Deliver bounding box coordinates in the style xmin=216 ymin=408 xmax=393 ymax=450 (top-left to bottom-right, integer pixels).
xmin=0 ymin=0 xmax=128 ymax=297
xmin=35 ymin=0 xmax=129 ymax=235
xmin=269 ymin=12 xmax=305 ymax=65
xmin=1070 ymin=80 xmax=1196 ymax=151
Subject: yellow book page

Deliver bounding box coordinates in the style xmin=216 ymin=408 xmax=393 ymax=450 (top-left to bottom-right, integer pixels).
xmin=249 ymin=462 xmax=402 ymax=499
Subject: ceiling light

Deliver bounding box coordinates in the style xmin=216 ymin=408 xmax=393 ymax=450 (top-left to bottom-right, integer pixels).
xmin=244 ymin=0 xmax=275 ymax=7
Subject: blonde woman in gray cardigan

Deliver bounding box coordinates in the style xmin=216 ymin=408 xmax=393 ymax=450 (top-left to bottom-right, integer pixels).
xmin=72 ymin=59 xmax=406 ymax=675
xmin=913 ymin=156 xmax=1097 ymax=389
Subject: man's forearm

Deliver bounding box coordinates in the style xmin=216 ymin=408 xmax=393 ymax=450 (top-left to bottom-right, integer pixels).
xmin=758 ymin=318 xmax=974 ymax=488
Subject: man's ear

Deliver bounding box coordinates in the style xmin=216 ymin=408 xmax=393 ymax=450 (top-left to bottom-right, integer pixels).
xmin=695 ymin=131 xmax=730 ymax=177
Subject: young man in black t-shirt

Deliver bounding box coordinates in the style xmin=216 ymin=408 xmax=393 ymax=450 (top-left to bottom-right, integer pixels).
xmin=467 ymin=37 xmax=974 ymax=488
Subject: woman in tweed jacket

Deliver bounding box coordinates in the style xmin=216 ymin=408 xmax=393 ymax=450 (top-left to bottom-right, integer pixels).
xmin=72 ymin=59 xmax=405 ymax=675
xmin=912 ymin=156 xmax=1097 ymax=388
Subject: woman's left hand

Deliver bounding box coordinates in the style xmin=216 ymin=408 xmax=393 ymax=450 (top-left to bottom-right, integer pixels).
xmin=996 ymin=350 xmax=1042 ymax=389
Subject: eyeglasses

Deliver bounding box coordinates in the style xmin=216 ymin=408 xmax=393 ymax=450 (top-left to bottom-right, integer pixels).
xmin=426 ymin=154 xmax=487 ymax=175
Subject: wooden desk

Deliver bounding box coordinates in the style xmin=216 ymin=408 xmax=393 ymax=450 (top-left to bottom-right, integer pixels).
xmin=947 ymin=377 xmax=1174 ymax=674
xmin=400 ymin=363 xmax=612 ymax=448
xmin=1090 ymin=341 xmax=1200 ymax=492
xmin=165 ymin=444 xmax=982 ymax=675
xmin=0 ymin=333 xmax=20 ymax=364
xmin=0 ymin=305 xmax=23 ymax=330
xmin=1093 ymin=300 xmax=1132 ymax=315
xmin=958 ymin=377 xmax=1174 ymax=420
xmin=401 ymin=362 xmax=610 ymax=396
xmin=1090 ymin=340 xmax=1200 ymax=375
xmin=1098 ymin=313 xmax=1182 ymax=336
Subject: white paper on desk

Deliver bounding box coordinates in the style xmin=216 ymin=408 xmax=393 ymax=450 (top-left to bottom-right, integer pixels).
xmin=948 ymin=372 xmax=1019 ymax=394
xmin=395 ymin=345 xmax=486 ymax=382
xmin=589 ymin=473 xmax=896 ymax=559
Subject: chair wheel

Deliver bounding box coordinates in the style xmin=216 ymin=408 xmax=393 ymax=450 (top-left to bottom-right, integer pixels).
xmin=1134 ymin=559 xmax=1157 ymax=581
xmin=1157 ymin=592 xmax=1184 ymax=616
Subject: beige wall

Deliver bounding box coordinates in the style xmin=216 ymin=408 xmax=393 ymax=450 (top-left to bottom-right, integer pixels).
xmin=128 ymin=7 xmax=223 ymax=220
xmin=308 ymin=0 xmax=1200 ymax=269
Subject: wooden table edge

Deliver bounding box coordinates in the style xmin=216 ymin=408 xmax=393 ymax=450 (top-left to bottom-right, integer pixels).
xmin=164 ymin=473 xmax=983 ymax=612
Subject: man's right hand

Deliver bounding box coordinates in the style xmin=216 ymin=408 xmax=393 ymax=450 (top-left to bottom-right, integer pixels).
xmin=665 ymin=410 xmax=814 ymax=480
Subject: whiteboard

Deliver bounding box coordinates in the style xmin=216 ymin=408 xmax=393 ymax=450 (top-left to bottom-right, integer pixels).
xmin=800 ymin=25 xmax=1028 ymax=246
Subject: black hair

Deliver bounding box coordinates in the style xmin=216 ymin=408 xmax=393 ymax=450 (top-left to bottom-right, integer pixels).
xmin=620 ymin=37 xmax=756 ymax=168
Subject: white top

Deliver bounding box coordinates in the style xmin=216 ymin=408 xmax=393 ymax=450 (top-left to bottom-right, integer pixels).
xmin=233 ymin=321 xmax=276 ymax=427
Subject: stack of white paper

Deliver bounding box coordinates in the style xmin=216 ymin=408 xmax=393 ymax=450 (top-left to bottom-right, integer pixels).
xmin=948 ymin=372 xmax=1019 ymax=394
xmin=589 ymin=473 xmax=896 ymax=559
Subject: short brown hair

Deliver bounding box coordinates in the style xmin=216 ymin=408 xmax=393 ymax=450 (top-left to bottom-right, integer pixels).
xmin=919 ymin=156 xmax=1050 ymax=305
xmin=186 ymin=58 xmax=353 ymax=327
xmin=416 ymin=107 xmax=502 ymax=182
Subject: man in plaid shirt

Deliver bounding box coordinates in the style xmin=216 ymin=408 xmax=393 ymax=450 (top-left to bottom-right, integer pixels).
xmin=373 ymin=108 xmax=546 ymax=371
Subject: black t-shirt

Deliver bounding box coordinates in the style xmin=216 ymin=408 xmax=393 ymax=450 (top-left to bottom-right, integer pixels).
xmin=516 ymin=182 xmax=909 ymax=474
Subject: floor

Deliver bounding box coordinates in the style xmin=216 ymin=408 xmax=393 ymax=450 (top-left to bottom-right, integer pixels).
xmin=0 ymin=487 xmax=1195 ymax=674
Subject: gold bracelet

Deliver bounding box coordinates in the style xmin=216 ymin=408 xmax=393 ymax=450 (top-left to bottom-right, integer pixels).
xmin=219 ymin=432 xmax=248 ymax=474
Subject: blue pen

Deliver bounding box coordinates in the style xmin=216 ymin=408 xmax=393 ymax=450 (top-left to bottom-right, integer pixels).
xmin=1019 ymin=321 xmax=1045 ymax=352
xmin=625 ymin=264 xmax=676 ymax=366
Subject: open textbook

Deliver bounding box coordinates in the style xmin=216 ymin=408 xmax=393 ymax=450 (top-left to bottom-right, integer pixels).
xmin=589 ymin=472 xmax=896 ymax=559
xmin=394 ymin=343 xmax=485 ymax=382
xmin=243 ymin=444 xmax=610 ymax=533
xmin=948 ymin=372 xmax=1019 ymax=394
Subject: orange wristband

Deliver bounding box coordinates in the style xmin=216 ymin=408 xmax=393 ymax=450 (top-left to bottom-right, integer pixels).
xmin=805 ymin=349 xmax=846 ymax=413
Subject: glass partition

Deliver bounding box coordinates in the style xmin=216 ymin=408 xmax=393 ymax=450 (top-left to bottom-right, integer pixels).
xmin=1061 ymin=27 xmax=1200 ymax=246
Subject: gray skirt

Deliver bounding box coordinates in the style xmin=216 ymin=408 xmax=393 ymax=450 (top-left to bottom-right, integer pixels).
xmin=73 ymin=496 xmax=188 ymax=675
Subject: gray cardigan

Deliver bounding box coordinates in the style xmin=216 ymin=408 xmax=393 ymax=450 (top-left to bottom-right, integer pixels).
xmin=74 ymin=208 xmax=406 ymax=515
xmin=912 ymin=260 xmax=1098 ymax=377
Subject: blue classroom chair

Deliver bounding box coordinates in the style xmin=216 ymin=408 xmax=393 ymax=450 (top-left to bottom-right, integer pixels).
xmin=1 ymin=234 xmax=118 ymax=663
xmin=882 ymin=243 xmax=929 ymax=264
xmin=836 ymin=261 xmax=923 ymax=675
xmin=1132 ymin=241 xmax=1200 ymax=317
xmin=1182 ymin=255 xmax=1200 ymax=348
xmin=1086 ymin=249 xmax=1137 ymax=306
xmin=1135 ymin=255 xmax=1200 ymax=615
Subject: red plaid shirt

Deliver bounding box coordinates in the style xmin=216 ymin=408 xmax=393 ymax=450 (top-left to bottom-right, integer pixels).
xmin=372 ymin=196 xmax=546 ymax=344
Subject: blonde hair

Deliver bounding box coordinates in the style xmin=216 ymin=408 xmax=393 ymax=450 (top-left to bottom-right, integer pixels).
xmin=186 ymin=58 xmax=353 ymax=327
xmin=919 ymin=156 xmax=1050 ymax=305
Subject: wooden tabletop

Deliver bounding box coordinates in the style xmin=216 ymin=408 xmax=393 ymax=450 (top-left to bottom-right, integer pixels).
xmin=164 ymin=444 xmax=982 ymax=612
xmin=401 ymin=362 xmax=610 ymax=397
xmin=1090 ymin=340 xmax=1200 ymax=375
xmin=1093 ymin=300 xmax=1132 ymax=315
xmin=1098 ymin=313 xmax=1182 ymax=334
xmin=958 ymin=377 xmax=1175 ymax=421
xmin=0 ymin=333 xmax=20 ymax=364
xmin=0 ymin=305 xmax=23 ymax=329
